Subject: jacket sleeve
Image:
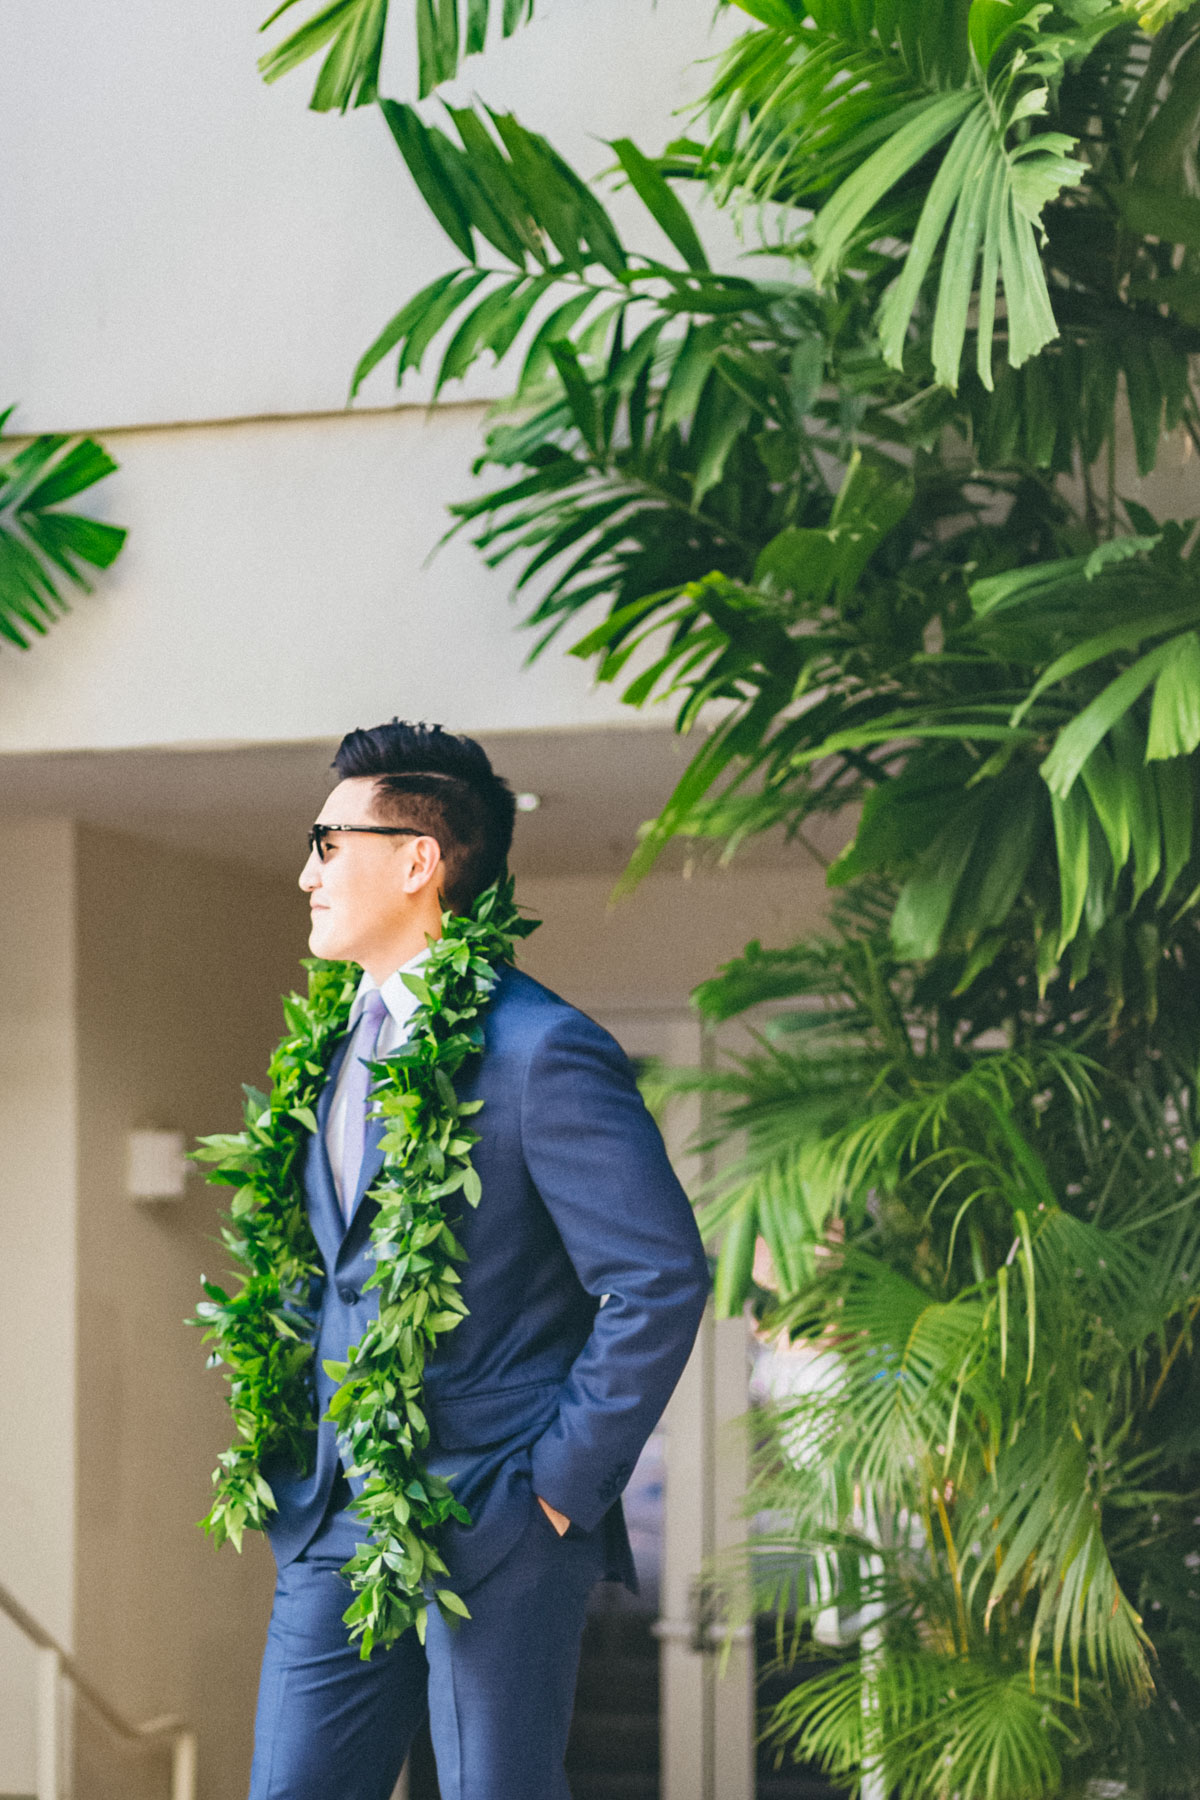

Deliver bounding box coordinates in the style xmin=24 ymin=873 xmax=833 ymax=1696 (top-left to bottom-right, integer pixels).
xmin=521 ymin=1010 xmax=711 ymax=1530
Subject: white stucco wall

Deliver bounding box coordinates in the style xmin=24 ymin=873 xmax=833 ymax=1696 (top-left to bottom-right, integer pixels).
xmin=0 ymin=406 xmax=651 ymax=753
xmin=0 ymin=0 xmax=744 ymax=758
xmin=1 ymin=0 xmax=732 ymax=433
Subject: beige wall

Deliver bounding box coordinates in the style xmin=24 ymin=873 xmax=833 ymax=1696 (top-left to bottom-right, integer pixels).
xmin=0 ymin=0 xmax=736 ymax=770
xmin=0 ymin=409 xmax=643 ymax=759
xmin=3 ymin=0 xmax=727 ymax=434
xmin=0 ymin=821 xmax=79 ymax=1794
xmin=71 ymin=827 xmax=306 ymax=1800
xmin=517 ymin=862 xmax=827 ymax=1022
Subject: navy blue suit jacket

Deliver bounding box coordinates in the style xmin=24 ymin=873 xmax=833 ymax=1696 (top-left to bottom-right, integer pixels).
xmin=263 ymin=965 xmax=710 ymax=1593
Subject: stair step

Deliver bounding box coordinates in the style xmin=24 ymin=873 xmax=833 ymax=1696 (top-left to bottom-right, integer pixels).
xmin=757 ymin=1779 xmax=845 ymax=1800
xmin=580 ymin=1614 xmax=658 ymax=1656
xmin=566 ymin=1775 xmax=658 ymax=1800
xmin=755 ymin=1622 xmax=848 ymax=1800
xmin=567 ymin=1711 xmax=658 ymax=1771
xmin=574 ymin=1658 xmax=660 ymax=1712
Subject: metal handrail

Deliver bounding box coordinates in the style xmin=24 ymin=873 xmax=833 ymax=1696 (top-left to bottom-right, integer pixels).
xmin=0 ymin=1579 xmax=197 ymax=1800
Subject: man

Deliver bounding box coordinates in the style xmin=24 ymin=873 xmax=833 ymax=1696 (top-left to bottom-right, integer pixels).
xmin=249 ymin=720 xmax=710 ymax=1800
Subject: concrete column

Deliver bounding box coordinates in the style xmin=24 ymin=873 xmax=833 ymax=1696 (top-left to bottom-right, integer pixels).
xmin=0 ymin=821 xmax=79 ymax=1797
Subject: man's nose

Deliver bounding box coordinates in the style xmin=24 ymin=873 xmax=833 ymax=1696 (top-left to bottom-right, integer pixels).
xmin=299 ymin=852 xmax=320 ymax=891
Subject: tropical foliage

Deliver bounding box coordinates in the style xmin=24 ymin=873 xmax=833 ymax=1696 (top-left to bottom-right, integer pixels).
xmin=259 ymin=0 xmax=534 ymax=108
xmin=0 ymin=408 xmax=126 ymax=652
xmin=259 ymin=0 xmax=1200 ymax=1791
xmin=0 ymin=408 xmax=126 ymax=655
xmin=692 ymin=891 xmax=1200 ymax=1796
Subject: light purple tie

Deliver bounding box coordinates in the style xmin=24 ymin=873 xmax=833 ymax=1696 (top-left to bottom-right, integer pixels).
xmin=338 ymin=987 xmax=389 ymax=1224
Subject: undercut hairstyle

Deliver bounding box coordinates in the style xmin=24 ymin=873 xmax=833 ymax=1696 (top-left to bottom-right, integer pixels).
xmin=331 ymin=720 xmax=516 ymax=915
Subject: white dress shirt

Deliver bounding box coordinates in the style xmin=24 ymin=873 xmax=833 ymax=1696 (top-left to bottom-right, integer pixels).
xmin=325 ymin=951 xmax=429 ymax=1209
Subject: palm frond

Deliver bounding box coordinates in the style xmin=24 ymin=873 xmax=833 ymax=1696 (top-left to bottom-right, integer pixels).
xmin=696 ymin=0 xmax=1094 ymax=389
xmin=258 ymin=0 xmax=535 ymax=109
xmin=0 ymin=415 xmax=126 ymax=651
xmin=767 ymin=1648 xmax=1080 ymax=1800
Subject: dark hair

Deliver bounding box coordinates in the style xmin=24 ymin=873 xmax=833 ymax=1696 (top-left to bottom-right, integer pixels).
xmin=331 ymin=720 xmax=516 ymax=914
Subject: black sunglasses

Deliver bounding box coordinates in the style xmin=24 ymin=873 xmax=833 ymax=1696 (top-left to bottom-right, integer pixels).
xmin=307 ymin=823 xmax=424 ymax=861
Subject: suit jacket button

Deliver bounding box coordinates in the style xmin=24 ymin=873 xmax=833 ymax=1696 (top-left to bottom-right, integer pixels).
xmin=337 ymin=1283 xmax=359 ymax=1304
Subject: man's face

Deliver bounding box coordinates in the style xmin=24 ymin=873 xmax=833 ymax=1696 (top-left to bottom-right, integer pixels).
xmin=299 ymin=777 xmax=439 ymax=970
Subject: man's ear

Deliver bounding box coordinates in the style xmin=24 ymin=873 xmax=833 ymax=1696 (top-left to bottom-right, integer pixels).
xmin=403 ymin=834 xmax=444 ymax=895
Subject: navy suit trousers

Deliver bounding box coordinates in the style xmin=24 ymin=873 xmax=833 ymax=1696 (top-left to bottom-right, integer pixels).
xmin=249 ymin=1486 xmax=605 ymax=1800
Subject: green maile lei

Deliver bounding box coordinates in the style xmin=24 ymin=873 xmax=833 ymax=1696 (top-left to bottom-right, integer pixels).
xmin=191 ymin=876 xmax=537 ymax=1657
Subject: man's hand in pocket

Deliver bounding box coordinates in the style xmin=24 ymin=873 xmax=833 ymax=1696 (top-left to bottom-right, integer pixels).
xmin=537 ymin=1495 xmax=571 ymax=1536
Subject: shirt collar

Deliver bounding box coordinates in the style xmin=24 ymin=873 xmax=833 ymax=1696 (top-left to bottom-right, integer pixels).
xmin=350 ymin=949 xmax=430 ymax=1032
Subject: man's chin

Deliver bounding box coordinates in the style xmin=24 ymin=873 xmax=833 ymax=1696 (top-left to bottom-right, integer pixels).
xmin=308 ymin=926 xmax=347 ymax=964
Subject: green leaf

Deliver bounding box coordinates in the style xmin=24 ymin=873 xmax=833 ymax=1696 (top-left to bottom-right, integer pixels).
xmin=1010 ymin=601 xmax=1198 ymax=728
xmin=465 ymin=0 xmax=489 ymax=52
xmin=933 ymin=114 xmax=1000 ymax=388
xmin=354 ymin=267 xmax=491 ymax=398
xmin=1146 ymin=630 xmax=1200 ymax=760
xmin=380 ymin=101 xmax=476 ymax=261
xmin=401 ymin=270 xmax=490 ymax=381
xmin=416 ymin=0 xmax=458 ymax=97
xmin=689 ymin=375 xmax=753 ymax=506
xmin=1121 ymin=335 xmax=1165 ymax=477
xmin=488 ymin=110 xmax=626 ymax=277
xmin=350 ymin=270 xmax=463 ymax=397
xmin=1113 ymin=182 xmax=1200 ymax=249
xmin=439 ymin=105 xmax=543 ymax=266
xmin=25 ymin=512 xmax=125 ymax=573
xmin=1049 ymin=781 xmax=1091 ymax=951
xmin=658 ymin=320 xmax=724 ymax=433
xmin=713 ymin=1202 xmax=758 ymax=1316
xmin=518 ymin=291 xmax=598 ymax=393
xmin=260 ymin=0 xmax=538 ymax=108
xmin=1078 ymin=739 xmax=1132 ymax=873
xmin=0 ymin=418 xmax=127 ymax=651
xmin=969 ymin=0 xmax=1044 ymax=69
xmin=892 ymin=790 xmax=988 ymax=959
xmin=434 ymin=276 xmax=528 ymax=395
xmin=970 ymin=555 xmax=1083 ymax=619
xmin=946 ymin=768 xmax=1042 ymax=944
xmin=810 ymin=90 xmax=977 ymax=284
xmin=878 ymin=100 xmax=991 ymax=384
xmin=1154 ymin=754 xmax=1193 ymax=897
xmin=24 ymin=437 xmax=118 ymax=508
xmin=830 ymin=749 xmax=969 ymax=887
xmin=754 ymin=527 xmax=843 ymax=602
xmin=548 ymin=341 xmax=601 ymax=453
xmin=259 ymin=0 xmax=388 ymax=113
xmin=1040 ymin=643 xmax=1175 ymax=798
xmin=610 ymin=138 xmax=710 ymax=271
xmin=728 ymin=0 xmax=800 ymax=22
